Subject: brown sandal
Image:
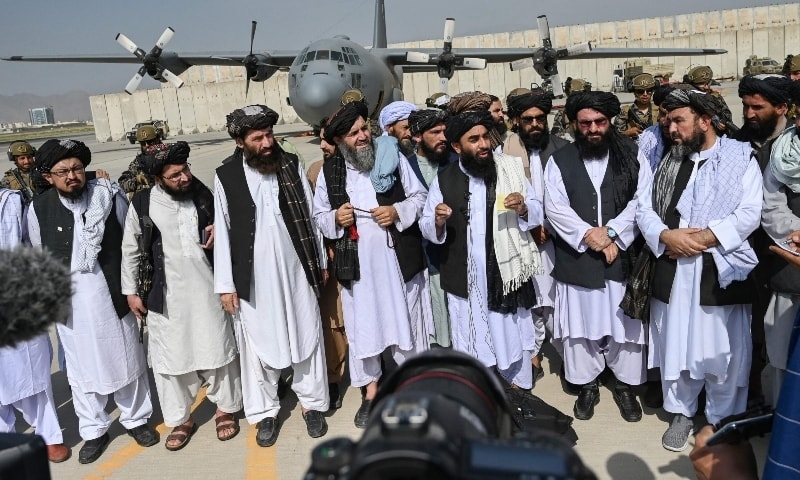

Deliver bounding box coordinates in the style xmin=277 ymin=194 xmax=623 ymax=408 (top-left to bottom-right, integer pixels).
xmin=215 ymin=413 xmax=240 ymax=441
xmin=165 ymin=422 xmax=198 ymax=451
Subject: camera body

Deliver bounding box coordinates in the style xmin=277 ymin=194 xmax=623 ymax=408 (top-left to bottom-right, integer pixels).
xmin=305 ymin=350 xmax=595 ymax=480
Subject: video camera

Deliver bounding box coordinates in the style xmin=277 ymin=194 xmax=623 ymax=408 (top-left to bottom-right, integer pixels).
xmin=304 ymin=349 xmax=595 ymax=480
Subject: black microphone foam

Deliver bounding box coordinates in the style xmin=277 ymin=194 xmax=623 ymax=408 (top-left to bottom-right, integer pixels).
xmin=0 ymin=247 xmax=71 ymax=348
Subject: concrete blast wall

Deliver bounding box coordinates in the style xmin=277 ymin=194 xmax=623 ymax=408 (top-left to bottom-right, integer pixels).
xmin=91 ymin=3 xmax=798 ymax=142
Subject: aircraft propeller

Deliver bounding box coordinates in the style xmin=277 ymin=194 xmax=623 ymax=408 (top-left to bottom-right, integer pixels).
xmin=406 ymin=18 xmax=487 ymax=94
xmin=115 ymin=27 xmax=184 ymax=95
xmin=509 ymin=16 xmax=591 ymax=98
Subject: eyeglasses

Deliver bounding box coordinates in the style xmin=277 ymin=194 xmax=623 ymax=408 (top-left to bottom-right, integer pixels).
xmin=48 ymin=165 xmax=85 ymax=177
xmin=577 ymin=118 xmax=609 ymax=129
xmin=141 ymin=139 xmax=160 ymax=146
xmin=634 ymin=88 xmax=655 ymax=95
xmin=519 ymin=114 xmax=547 ymax=125
xmin=162 ymin=163 xmax=192 ymax=182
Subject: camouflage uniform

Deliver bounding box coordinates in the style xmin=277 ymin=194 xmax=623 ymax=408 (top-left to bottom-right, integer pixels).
xmin=117 ymin=154 xmax=153 ymax=200
xmin=550 ymin=109 xmax=575 ymax=141
xmin=614 ymin=103 xmax=659 ymax=137
xmin=0 ymin=168 xmax=35 ymax=205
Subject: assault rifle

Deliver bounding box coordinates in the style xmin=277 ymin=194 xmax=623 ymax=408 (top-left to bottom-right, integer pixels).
xmin=134 ymin=215 xmax=155 ymax=343
xmin=10 ymin=170 xmax=34 ymax=205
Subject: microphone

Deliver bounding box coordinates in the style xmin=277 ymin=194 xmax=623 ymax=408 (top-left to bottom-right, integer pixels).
xmin=0 ymin=247 xmax=71 ymax=348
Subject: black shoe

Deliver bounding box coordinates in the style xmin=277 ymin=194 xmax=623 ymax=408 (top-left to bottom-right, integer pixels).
xmin=78 ymin=433 xmax=110 ymax=464
xmin=329 ymin=383 xmax=342 ymax=410
xmin=303 ymin=410 xmax=328 ymax=438
xmin=126 ymin=424 xmax=159 ymax=447
xmin=354 ymin=399 xmax=372 ymax=429
xmin=613 ymin=383 xmax=643 ymax=422
xmin=573 ymin=382 xmax=600 ymax=420
xmin=643 ymin=380 xmax=664 ymax=409
xmin=256 ymin=417 xmax=280 ymax=447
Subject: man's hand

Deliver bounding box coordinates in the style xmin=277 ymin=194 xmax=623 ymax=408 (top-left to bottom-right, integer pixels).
xmin=689 ymin=228 xmax=719 ymax=249
xmin=690 ymin=425 xmax=759 ymax=480
xmin=220 ymin=292 xmax=239 ymax=315
xmin=661 ymin=228 xmax=705 ymax=259
xmin=335 ymin=203 xmax=355 ymax=227
xmin=532 ymin=225 xmax=550 ymax=245
xmin=624 ymin=126 xmax=643 ymax=138
xmin=503 ymin=192 xmax=528 ymax=217
xmin=95 ymin=168 xmax=111 ymax=180
xmin=770 ymin=245 xmax=800 ymax=268
xmin=127 ymin=294 xmax=147 ymax=319
xmin=370 ymin=205 xmax=399 ymax=228
xmin=602 ymin=242 xmax=619 ymax=264
xmin=584 ymin=227 xmax=613 ymax=252
xmin=202 ymin=225 xmax=214 ymax=250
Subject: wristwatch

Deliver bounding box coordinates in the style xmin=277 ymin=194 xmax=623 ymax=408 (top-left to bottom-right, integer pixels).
xmin=607 ymin=227 xmax=618 ymax=240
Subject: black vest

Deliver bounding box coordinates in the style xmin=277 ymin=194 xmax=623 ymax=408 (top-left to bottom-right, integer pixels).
xmin=550 ymin=144 xmax=625 ymax=289
xmin=131 ymin=187 xmax=214 ymax=314
xmin=651 ymin=158 xmax=754 ymax=305
xmin=437 ymin=163 xmax=472 ymax=298
xmin=769 ymin=188 xmax=800 ymax=294
xmin=375 ymin=178 xmax=426 ymax=282
xmin=32 ymin=188 xmax=128 ymax=318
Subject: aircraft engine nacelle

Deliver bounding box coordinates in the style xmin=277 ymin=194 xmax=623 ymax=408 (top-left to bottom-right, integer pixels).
xmin=247 ymin=54 xmax=278 ymax=82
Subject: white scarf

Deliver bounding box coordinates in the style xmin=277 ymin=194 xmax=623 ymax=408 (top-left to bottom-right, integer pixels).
xmin=492 ymin=153 xmax=543 ymax=295
xmin=75 ymin=178 xmax=120 ymax=272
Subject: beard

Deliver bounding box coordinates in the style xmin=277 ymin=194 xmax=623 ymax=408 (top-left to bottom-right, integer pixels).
xmin=574 ymin=128 xmax=612 ymax=159
xmin=57 ymin=182 xmax=87 ymax=200
xmin=740 ymin=114 xmax=781 ymax=143
xmin=460 ymin=149 xmax=496 ymax=180
xmin=398 ymin=138 xmax=415 ymax=157
xmin=494 ymin=120 xmax=508 ymax=136
xmin=161 ymin=177 xmax=197 ymax=201
xmin=243 ymin=143 xmax=281 ymax=174
xmin=419 ymin=140 xmax=449 ymax=165
xmin=519 ymin=125 xmax=550 ymax=151
xmin=340 ymin=140 xmax=376 ymax=172
xmin=670 ymin=128 xmax=705 ymax=158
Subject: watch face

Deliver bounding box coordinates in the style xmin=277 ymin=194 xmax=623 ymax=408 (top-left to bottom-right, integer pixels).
xmin=608 ymin=228 xmax=617 ymax=238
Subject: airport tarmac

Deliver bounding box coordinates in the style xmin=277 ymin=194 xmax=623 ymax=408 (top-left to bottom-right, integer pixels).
xmin=9 ymin=81 xmax=773 ymax=479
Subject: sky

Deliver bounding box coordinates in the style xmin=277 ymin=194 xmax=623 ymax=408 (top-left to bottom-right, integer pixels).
xmin=0 ymin=0 xmax=787 ymax=96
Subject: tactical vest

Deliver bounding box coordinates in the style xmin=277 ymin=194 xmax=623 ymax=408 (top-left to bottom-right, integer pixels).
xmin=32 ymin=188 xmax=128 ymax=318
xmin=550 ymin=144 xmax=625 ymax=289
xmin=3 ymin=169 xmax=35 ymax=204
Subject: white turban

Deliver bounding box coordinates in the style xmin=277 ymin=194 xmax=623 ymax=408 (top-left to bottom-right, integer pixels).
xmin=378 ymin=101 xmax=417 ymax=133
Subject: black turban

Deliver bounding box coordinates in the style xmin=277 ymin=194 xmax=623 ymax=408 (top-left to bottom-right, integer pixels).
xmin=790 ymin=80 xmax=800 ymax=105
xmin=445 ymin=110 xmax=495 ymax=144
xmin=226 ymin=104 xmax=279 ymax=139
xmin=653 ymin=83 xmax=694 ymax=106
xmin=506 ymin=90 xmax=553 ymax=118
xmin=564 ymin=91 xmax=621 ymax=122
xmin=408 ymin=108 xmax=449 ymax=136
xmin=323 ymin=100 xmax=369 ymax=144
xmin=139 ymin=141 xmax=191 ymax=176
xmin=34 ymin=138 xmax=91 ymax=173
xmin=738 ymin=74 xmax=794 ymax=106
xmin=661 ymin=89 xmax=737 ymax=134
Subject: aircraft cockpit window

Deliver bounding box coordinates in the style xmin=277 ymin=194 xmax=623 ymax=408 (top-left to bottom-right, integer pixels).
xmin=331 ymin=51 xmax=342 ymax=62
xmin=304 ymin=51 xmax=316 ymax=63
xmin=353 ymin=54 xmax=362 ymax=66
xmin=295 ymin=47 xmax=308 ymax=66
xmin=316 ymin=50 xmax=330 ymax=60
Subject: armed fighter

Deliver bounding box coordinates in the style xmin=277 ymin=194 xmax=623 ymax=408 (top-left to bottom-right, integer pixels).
xmin=2 ymin=0 xmax=726 ymax=128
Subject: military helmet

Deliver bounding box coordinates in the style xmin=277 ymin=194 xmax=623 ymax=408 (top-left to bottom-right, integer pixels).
xmin=568 ymin=78 xmax=591 ymax=95
xmin=7 ymin=141 xmax=35 ymax=162
xmin=506 ymin=87 xmax=530 ymax=102
xmin=341 ymin=89 xmax=365 ymax=105
xmin=632 ymin=74 xmax=657 ymax=91
xmin=686 ymin=65 xmax=713 ymax=85
xmin=789 ymin=54 xmax=800 ymax=73
xmin=136 ymin=125 xmax=159 ymax=143
xmin=425 ymin=92 xmax=451 ymax=109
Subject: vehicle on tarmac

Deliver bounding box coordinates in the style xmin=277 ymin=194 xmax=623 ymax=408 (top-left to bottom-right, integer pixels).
xmin=743 ymin=55 xmax=782 ymax=76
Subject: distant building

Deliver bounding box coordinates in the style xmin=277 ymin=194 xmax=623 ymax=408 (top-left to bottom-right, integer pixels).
xmin=29 ymin=106 xmax=55 ymax=125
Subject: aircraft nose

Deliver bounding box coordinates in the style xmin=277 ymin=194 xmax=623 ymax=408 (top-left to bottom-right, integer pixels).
xmin=298 ymin=73 xmax=342 ymax=112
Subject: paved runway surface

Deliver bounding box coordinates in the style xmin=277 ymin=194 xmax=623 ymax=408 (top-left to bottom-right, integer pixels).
xmin=10 ymin=82 xmax=773 ymax=479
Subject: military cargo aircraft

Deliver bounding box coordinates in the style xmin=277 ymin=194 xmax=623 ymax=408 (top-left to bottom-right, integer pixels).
xmin=3 ymin=0 xmax=726 ymax=128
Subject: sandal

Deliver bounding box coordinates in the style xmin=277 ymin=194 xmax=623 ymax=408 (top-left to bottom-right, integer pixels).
xmin=165 ymin=422 xmax=198 ymax=451
xmin=215 ymin=412 xmax=240 ymax=441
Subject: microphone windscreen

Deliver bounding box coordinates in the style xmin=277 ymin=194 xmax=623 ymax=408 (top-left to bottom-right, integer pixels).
xmin=0 ymin=247 xmax=72 ymax=348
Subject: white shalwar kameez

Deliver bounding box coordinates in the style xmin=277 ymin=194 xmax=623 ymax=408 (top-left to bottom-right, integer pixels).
xmin=419 ymin=164 xmax=541 ymax=389
xmin=544 ymin=153 xmax=650 ymax=386
xmin=313 ymin=155 xmax=432 ymax=387
xmin=121 ymin=185 xmax=242 ymax=427
xmin=636 ymin=149 xmax=761 ymax=424
xmin=0 ymin=189 xmax=63 ymax=445
xmin=26 ymin=190 xmax=152 ymax=441
xmin=214 ymin=159 xmax=328 ymax=424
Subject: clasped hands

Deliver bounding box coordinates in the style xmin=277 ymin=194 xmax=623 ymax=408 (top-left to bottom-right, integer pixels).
xmin=335 ymin=202 xmax=398 ymax=228
xmin=584 ymin=227 xmax=618 ymax=264
xmin=660 ymin=228 xmax=717 ymax=259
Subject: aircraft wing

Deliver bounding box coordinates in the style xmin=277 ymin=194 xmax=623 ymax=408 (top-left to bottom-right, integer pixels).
xmin=2 ymin=50 xmax=300 ymax=68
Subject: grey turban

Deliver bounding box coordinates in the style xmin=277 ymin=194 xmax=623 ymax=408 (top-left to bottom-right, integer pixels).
xmin=139 ymin=141 xmax=191 ymax=176
xmin=408 ymin=109 xmax=449 ymax=136
xmin=226 ymin=105 xmax=279 ymax=139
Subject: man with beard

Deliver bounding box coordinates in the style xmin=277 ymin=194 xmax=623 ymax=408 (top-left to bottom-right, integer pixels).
xmin=313 ymin=100 xmax=431 ymax=428
xmin=378 ymin=101 xmax=417 ymax=157
xmin=1 ymin=141 xmax=36 ymax=204
xmin=420 ymin=109 xmax=542 ymax=393
xmin=447 ymin=91 xmax=504 ymax=150
xmin=489 ymin=94 xmax=509 ymax=142
xmin=615 ymin=74 xmax=660 ymax=141
xmin=121 ymin=142 xmax=242 ymax=451
xmin=406 ymin=108 xmax=452 ymax=347
xmin=215 ymin=105 xmax=329 ymax=447
xmin=305 ymin=118 xmax=349 ymax=410
xmin=502 ymin=89 xmax=569 ymax=386
xmin=544 ymin=91 xmax=649 ymax=423
xmin=551 ymin=78 xmax=592 ymax=141
xmin=760 ymin=81 xmax=800 ymax=407
xmin=118 ymin=125 xmax=164 ymax=200
xmin=26 ymin=139 xmax=158 ymax=463
xmin=636 ymin=89 xmax=762 ymax=452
